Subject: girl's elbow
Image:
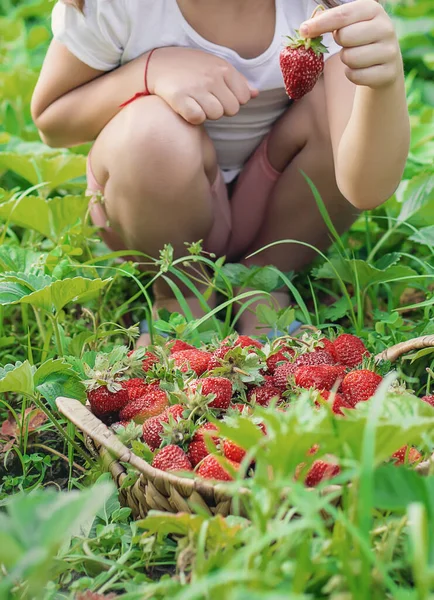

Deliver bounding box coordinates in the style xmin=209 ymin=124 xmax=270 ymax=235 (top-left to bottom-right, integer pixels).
xmin=337 ymin=179 xmax=398 ymax=212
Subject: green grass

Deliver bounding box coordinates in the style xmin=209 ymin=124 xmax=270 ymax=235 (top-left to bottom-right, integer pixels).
xmin=0 ymin=0 xmax=434 ymax=598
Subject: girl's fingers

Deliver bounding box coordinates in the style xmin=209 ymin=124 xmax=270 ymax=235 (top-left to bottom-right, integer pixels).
xmin=344 ymin=63 xmax=397 ymax=87
xmin=193 ymin=92 xmax=225 ymax=121
xmin=300 ymin=0 xmax=379 ymax=38
xmin=333 ymin=21 xmax=382 ymax=48
xmin=175 ymin=96 xmax=207 ymax=125
xmin=223 ymin=69 xmax=256 ymax=105
xmin=212 ymin=83 xmax=241 ymax=117
xmin=340 ymin=43 xmax=396 ymax=69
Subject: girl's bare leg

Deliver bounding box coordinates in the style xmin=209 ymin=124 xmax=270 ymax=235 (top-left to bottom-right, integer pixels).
xmin=238 ymin=80 xmax=359 ymax=335
xmin=90 ymin=96 xmax=219 ymax=345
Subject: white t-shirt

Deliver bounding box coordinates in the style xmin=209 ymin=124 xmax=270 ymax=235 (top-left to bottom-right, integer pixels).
xmin=52 ymin=0 xmax=341 ymax=182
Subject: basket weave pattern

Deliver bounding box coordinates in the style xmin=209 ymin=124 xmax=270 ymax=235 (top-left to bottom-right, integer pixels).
xmin=57 ymin=335 xmax=434 ymax=518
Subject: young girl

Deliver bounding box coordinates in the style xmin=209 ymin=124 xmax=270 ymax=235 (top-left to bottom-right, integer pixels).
xmin=31 ymin=0 xmax=409 ymax=340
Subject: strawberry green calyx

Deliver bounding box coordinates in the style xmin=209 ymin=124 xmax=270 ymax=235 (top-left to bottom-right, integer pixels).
xmin=83 ymin=353 xmax=129 ymax=393
xmin=284 ymin=32 xmax=328 ymax=57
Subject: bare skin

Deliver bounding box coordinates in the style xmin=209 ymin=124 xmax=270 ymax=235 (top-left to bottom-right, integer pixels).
xmin=31 ymin=0 xmax=410 ymax=341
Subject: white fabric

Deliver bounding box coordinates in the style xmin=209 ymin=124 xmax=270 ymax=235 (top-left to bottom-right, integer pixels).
xmin=52 ymin=0 xmax=342 ymax=182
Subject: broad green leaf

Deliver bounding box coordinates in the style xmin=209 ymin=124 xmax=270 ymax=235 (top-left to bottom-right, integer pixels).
xmin=397 ymin=172 xmax=434 ymax=226
xmin=0 ymin=152 xmax=86 ymax=191
xmin=314 ymin=257 xmax=418 ymax=292
xmin=4 ymin=482 xmax=115 ymax=585
xmin=0 ymin=193 xmax=89 ymax=239
xmin=139 ymin=512 xmax=245 ymax=547
xmin=322 ymin=297 xmax=352 ymax=321
xmin=48 ymin=194 xmax=89 ymax=236
xmin=0 ymin=246 xmax=45 ymax=274
xmin=373 ymin=465 xmax=434 ymax=516
xmin=0 ymin=68 xmax=38 ymax=105
xmin=0 ymin=361 xmax=35 ymax=395
xmin=255 ymin=304 xmax=277 ymax=327
xmin=409 ymin=225 xmax=434 ymax=247
xmin=0 ymin=194 xmax=51 ymax=237
xmin=0 ymin=276 xmax=111 ymax=313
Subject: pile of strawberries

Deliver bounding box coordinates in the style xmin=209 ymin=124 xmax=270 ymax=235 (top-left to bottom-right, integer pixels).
xmin=83 ymin=333 xmax=434 ymax=487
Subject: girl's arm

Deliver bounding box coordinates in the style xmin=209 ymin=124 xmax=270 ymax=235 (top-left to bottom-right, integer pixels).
xmin=31 ymin=41 xmax=149 ymax=147
xmin=302 ymin=0 xmax=410 ymax=210
xmin=32 ymin=43 xmax=256 ymax=148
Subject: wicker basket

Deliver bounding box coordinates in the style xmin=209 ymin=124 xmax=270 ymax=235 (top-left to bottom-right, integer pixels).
xmin=56 ymin=335 xmax=434 ymax=519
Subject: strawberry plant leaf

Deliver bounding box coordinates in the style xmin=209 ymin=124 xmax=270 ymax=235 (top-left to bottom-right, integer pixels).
xmin=0 ymin=276 xmax=111 ymax=313
xmin=138 ymin=512 xmax=244 ymax=545
xmin=409 ymin=224 xmax=434 ymax=246
xmin=0 ymin=361 xmax=35 ymax=396
xmin=0 ymin=246 xmax=45 ymax=274
xmin=397 ymin=172 xmax=434 ymax=226
xmin=0 ymin=152 xmax=86 ymax=191
xmin=373 ymin=465 xmax=433 ymax=514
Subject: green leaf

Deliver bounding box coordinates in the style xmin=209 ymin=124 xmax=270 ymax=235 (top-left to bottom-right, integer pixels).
xmin=0 ymin=194 xmax=89 ymax=239
xmin=0 ymin=361 xmax=35 ymax=396
xmin=0 ymin=152 xmax=86 ymax=191
xmin=255 ymin=304 xmax=278 ymax=328
xmin=0 ymin=275 xmax=111 ymax=313
xmin=138 ymin=511 xmax=244 ymax=546
xmin=397 ymin=172 xmax=434 ymax=226
xmin=373 ymin=465 xmax=434 ymax=517
xmin=0 ymin=245 xmax=46 ymax=274
xmin=409 ymin=225 xmax=434 ymax=247
xmin=34 ymin=359 xmax=86 ymax=408
xmin=322 ymin=297 xmax=352 ymax=321
xmin=314 ymin=257 xmax=418 ymax=293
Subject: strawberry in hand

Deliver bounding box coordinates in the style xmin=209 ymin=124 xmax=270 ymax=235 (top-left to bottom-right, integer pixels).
xmin=280 ymin=24 xmax=328 ymax=100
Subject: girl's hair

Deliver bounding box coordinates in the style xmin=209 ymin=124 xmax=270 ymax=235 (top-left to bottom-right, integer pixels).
xmin=62 ymin=0 xmax=378 ymax=11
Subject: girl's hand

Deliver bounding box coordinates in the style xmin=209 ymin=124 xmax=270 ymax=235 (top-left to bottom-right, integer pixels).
xmin=147 ymin=47 xmax=258 ymax=125
xmin=300 ymin=0 xmax=402 ymax=89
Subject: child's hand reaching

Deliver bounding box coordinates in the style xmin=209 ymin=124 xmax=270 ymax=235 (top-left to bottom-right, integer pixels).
xmin=300 ymin=0 xmax=402 ymax=89
xmin=147 ymin=47 xmax=258 ymax=125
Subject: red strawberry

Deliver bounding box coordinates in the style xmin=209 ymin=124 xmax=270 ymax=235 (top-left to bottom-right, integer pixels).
xmin=142 ymin=404 xmax=184 ymax=450
xmin=87 ymin=382 xmax=129 ymax=417
xmin=167 ymin=403 xmax=185 ymax=420
xmin=318 ymin=338 xmax=338 ymax=362
xmin=280 ymin=32 xmax=327 ymax=100
xmin=422 ymin=395 xmax=434 ymax=408
xmin=142 ymin=351 xmax=158 ymax=372
xmin=223 ymin=439 xmax=246 ymax=463
xmin=341 ymin=370 xmax=383 ymax=407
xmin=167 ymin=339 xmax=195 ymax=354
xmin=266 ymin=347 xmax=294 ymax=374
xmin=120 ymin=387 xmax=168 ymax=423
xmin=189 ymin=377 xmax=233 ymax=410
xmin=296 ymin=350 xmax=335 ymax=368
xmin=125 ymin=378 xmax=149 ymax=401
xmin=391 ymin=445 xmax=422 ymax=466
xmin=172 ymin=349 xmax=211 ymax=376
xmin=233 ymin=335 xmax=263 ymax=350
xmin=319 ymin=390 xmax=353 ymax=416
xmin=196 ymin=454 xmax=239 ymax=481
xmin=333 ymin=334 xmax=369 ymax=367
xmin=152 ymin=444 xmax=192 ymax=472
xmin=273 ymin=361 xmax=297 ymax=389
xmin=304 ymin=460 xmax=340 ymax=487
xmin=247 ymin=383 xmax=282 ymax=406
xmin=295 ymin=365 xmax=346 ymax=392
xmin=187 ymin=422 xmax=220 ymax=467
xmin=207 ymin=346 xmax=229 ymax=371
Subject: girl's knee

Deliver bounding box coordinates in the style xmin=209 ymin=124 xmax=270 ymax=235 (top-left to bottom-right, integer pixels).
xmin=114 ymin=97 xmax=209 ymax=180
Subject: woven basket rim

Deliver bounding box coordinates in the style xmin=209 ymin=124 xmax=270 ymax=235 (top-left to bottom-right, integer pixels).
xmin=56 ymin=334 xmax=434 ymax=497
